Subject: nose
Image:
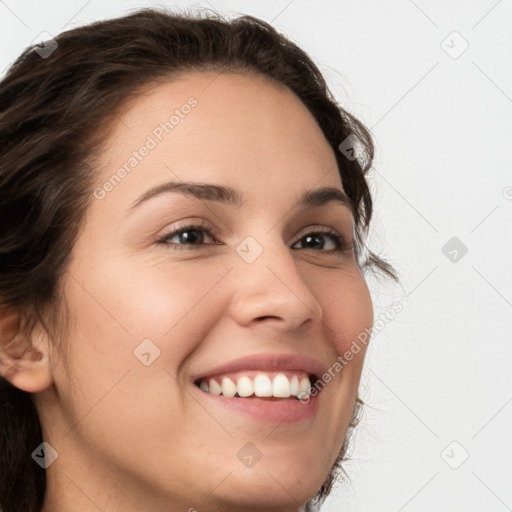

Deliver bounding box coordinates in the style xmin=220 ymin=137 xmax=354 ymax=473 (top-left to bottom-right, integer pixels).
xmin=228 ymin=239 xmax=324 ymax=332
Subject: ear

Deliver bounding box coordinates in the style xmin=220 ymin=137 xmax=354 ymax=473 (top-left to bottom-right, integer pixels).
xmin=0 ymin=303 xmax=54 ymax=393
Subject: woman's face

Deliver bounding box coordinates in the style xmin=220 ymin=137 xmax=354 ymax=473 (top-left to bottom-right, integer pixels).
xmin=37 ymin=71 xmax=373 ymax=511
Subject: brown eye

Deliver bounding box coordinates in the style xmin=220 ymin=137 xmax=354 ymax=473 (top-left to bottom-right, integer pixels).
xmin=163 ymin=228 xmax=211 ymax=245
xmin=292 ymin=228 xmax=347 ymax=253
xmin=157 ymin=221 xmax=220 ymax=250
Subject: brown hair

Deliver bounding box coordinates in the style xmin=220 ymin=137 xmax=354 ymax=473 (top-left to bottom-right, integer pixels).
xmin=0 ymin=7 xmax=398 ymax=511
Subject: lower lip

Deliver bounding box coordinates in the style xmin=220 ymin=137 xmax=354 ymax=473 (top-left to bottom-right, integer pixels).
xmin=193 ymin=386 xmax=321 ymax=424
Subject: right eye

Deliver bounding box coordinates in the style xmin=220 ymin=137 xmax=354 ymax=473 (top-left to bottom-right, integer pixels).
xmin=156 ymin=221 xmax=221 ymax=251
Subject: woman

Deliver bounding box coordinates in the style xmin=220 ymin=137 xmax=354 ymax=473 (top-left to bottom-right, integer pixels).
xmin=0 ymin=7 xmax=397 ymax=512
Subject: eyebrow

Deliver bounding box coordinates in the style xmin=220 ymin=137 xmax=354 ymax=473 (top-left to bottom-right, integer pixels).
xmin=126 ymin=181 xmax=354 ymax=216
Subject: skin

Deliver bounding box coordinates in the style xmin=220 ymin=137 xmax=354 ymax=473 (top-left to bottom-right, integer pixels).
xmin=1 ymin=71 xmax=373 ymax=511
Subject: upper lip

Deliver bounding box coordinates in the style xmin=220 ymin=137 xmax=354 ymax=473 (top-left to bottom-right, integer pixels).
xmin=191 ymin=353 xmax=325 ymax=383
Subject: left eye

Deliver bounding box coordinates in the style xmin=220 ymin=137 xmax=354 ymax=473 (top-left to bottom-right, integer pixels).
xmin=292 ymin=231 xmax=345 ymax=252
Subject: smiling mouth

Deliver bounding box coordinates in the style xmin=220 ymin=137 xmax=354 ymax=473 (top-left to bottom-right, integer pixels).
xmin=194 ymin=370 xmax=319 ymax=400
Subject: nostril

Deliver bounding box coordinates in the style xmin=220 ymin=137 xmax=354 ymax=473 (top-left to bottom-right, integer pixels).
xmin=256 ymin=316 xmax=279 ymax=322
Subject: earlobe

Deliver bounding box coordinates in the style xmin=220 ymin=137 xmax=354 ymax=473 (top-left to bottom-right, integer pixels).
xmin=0 ymin=303 xmax=54 ymax=393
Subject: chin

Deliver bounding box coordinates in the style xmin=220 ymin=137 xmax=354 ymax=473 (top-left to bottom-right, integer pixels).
xmin=209 ymin=456 xmax=327 ymax=512
xmin=211 ymin=478 xmax=316 ymax=512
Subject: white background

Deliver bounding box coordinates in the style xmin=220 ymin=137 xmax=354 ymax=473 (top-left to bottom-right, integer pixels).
xmin=1 ymin=1 xmax=511 ymax=510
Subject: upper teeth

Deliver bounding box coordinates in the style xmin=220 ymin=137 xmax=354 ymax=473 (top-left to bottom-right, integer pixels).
xmin=198 ymin=372 xmax=312 ymax=399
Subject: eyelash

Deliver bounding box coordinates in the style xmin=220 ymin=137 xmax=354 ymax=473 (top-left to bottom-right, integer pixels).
xmin=156 ymin=220 xmax=350 ymax=255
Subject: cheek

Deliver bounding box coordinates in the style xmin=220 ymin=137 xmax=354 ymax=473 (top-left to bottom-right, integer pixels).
xmin=317 ymin=270 xmax=374 ymax=355
xmin=68 ymin=255 xmax=233 ymax=375
xmin=116 ymin=260 xmax=232 ymax=342
xmin=53 ymin=261 xmax=228 ymax=449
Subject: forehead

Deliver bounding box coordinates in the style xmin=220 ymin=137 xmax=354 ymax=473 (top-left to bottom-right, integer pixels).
xmin=94 ymin=71 xmax=343 ymax=211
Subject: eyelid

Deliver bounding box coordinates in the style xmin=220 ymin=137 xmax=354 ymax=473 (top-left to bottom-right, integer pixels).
xmin=295 ymin=223 xmax=349 ymax=242
xmin=156 ymin=218 xmax=219 ymax=239
xmin=295 ymin=224 xmax=342 ymax=237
